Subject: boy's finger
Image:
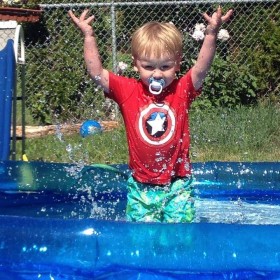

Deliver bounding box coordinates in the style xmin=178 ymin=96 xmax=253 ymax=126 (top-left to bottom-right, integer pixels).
xmin=221 ymin=9 xmax=234 ymax=22
xmin=216 ymin=6 xmax=222 ymax=17
xmin=80 ymin=9 xmax=89 ymax=20
xmin=85 ymin=15 xmax=95 ymax=24
xmin=202 ymin=12 xmax=212 ymax=22
xmin=68 ymin=10 xmax=79 ymax=23
xmin=68 ymin=10 xmax=74 ymax=18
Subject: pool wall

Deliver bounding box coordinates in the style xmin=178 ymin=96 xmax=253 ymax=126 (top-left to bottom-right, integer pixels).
xmin=0 ymin=160 xmax=280 ymax=278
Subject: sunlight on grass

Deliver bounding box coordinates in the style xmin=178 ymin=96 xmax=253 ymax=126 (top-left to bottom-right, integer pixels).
xmin=16 ymin=105 xmax=279 ymax=164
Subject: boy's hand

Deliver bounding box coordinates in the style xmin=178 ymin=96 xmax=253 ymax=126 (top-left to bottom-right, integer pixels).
xmin=203 ymin=6 xmax=233 ymax=34
xmin=68 ymin=9 xmax=95 ymax=37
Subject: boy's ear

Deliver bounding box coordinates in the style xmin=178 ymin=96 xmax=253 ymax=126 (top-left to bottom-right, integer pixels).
xmin=132 ymin=56 xmax=139 ymax=72
xmin=175 ymin=58 xmax=181 ymax=71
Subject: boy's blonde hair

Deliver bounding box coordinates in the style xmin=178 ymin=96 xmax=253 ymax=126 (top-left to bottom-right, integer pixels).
xmin=131 ymin=21 xmax=183 ymax=59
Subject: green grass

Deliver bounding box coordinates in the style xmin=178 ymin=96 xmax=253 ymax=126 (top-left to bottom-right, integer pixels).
xmin=190 ymin=104 xmax=280 ymax=162
xmin=16 ymin=104 xmax=279 ymax=164
xmin=19 ymin=125 xmax=128 ymax=164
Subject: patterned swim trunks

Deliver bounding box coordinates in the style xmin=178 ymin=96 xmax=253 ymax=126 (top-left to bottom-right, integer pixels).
xmin=126 ymin=176 xmax=195 ymax=223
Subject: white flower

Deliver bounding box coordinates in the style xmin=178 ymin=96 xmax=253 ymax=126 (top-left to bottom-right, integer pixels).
xmin=194 ymin=23 xmax=206 ymax=32
xmin=118 ymin=61 xmax=128 ymax=71
xmin=191 ymin=30 xmax=205 ymax=41
xmin=218 ymin=29 xmax=230 ymax=42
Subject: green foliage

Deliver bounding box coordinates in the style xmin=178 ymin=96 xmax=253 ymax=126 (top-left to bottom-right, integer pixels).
xmin=181 ymin=28 xmax=258 ymax=110
xmin=0 ymin=0 xmax=39 ymax=8
xmin=192 ymin=56 xmax=258 ymax=110
xmin=21 ymin=1 xmax=279 ymax=124
xmin=24 ymin=7 xmax=112 ymax=124
xmin=229 ymin=2 xmax=280 ymax=101
xmin=247 ymin=19 xmax=280 ymax=98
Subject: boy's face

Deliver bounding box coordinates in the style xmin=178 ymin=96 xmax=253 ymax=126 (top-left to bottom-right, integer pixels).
xmin=133 ymin=52 xmax=181 ymax=92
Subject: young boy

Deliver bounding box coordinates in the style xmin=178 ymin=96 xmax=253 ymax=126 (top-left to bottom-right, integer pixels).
xmin=69 ymin=7 xmax=233 ymax=223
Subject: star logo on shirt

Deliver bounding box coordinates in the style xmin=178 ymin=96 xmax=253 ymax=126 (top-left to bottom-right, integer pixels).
xmin=146 ymin=112 xmax=167 ymax=137
xmin=138 ymin=103 xmax=176 ymax=146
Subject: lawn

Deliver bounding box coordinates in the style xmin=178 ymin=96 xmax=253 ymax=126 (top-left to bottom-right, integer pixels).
xmin=18 ymin=104 xmax=280 ymax=164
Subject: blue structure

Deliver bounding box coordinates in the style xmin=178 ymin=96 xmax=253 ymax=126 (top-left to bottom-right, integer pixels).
xmin=0 ymin=39 xmax=15 ymax=160
xmin=0 ymin=160 xmax=279 ymax=279
xmin=0 ymin=22 xmax=25 ymax=161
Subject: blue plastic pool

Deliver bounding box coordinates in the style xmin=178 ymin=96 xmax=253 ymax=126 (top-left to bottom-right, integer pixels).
xmin=0 ymin=160 xmax=280 ymax=279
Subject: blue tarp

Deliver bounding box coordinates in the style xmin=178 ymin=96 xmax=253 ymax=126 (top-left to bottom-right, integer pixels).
xmin=0 ymin=39 xmax=15 ymax=160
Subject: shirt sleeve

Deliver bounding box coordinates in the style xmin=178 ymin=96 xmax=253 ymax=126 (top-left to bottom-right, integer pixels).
xmin=105 ymin=72 xmax=137 ymax=105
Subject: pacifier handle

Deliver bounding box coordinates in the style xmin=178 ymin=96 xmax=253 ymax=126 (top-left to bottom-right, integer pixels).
xmin=148 ymin=78 xmax=165 ymax=95
xmin=149 ymin=83 xmax=163 ymax=95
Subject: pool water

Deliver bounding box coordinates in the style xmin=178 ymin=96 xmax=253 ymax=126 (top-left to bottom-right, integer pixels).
xmin=1 ymin=190 xmax=280 ymax=225
xmin=0 ymin=160 xmax=280 ymax=279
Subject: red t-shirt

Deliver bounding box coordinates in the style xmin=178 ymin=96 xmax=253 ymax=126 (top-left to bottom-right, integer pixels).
xmin=106 ymin=69 xmax=200 ymax=185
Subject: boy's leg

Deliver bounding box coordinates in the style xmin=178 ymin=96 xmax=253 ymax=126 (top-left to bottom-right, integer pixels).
xmin=163 ymin=177 xmax=195 ymax=223
xmin=126 ymin=176 xmax=164 ymax=222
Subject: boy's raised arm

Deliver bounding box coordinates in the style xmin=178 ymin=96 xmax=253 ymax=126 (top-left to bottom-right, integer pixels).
xmin=68 ymin=9 xmax=110 ymax=93
xmin=191 ymin=7 xmax=233 ymax=91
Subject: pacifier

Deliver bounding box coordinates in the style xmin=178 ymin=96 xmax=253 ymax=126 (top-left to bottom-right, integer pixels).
xmin=148 ymin=77 xmax=166 ymax=95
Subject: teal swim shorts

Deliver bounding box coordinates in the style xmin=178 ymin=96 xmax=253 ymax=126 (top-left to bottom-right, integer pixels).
xmin=126 ymin=176 xmax=195 ymax=223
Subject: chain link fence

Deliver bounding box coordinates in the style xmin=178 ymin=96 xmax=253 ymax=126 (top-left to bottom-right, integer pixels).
xmin=0 ymin=0 xmax=280 ymax=163
xmin=1 ymin=0 xmax=279 ymax=161
xmin=9 ymin=0 xmax=275 ymax=125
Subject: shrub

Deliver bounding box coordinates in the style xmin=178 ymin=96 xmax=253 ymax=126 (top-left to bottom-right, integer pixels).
xmin=24 ymin=7 xmax=112 ymax=124
xmin=247 ymin=19 xmax=280 ymax=99
xmin=192 ymin=56 xmax=258 ymax=110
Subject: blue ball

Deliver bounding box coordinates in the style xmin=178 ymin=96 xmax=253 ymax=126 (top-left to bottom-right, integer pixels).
xmin=80 ymin=120 xmax=102 ymax=137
